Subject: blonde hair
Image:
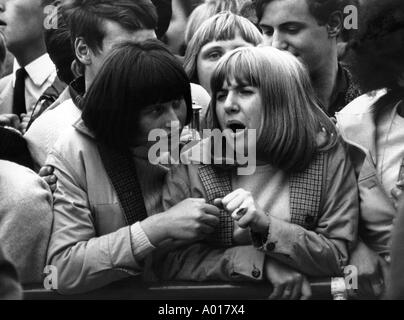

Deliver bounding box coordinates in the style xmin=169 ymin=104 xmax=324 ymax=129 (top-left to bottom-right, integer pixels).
xmin=184 ymin=0 xmax=252 ymax=45
xmin=184 ymin=11 xmax=262 ymax=83
xmin=210 ymin=46 xmax=338 ymax=172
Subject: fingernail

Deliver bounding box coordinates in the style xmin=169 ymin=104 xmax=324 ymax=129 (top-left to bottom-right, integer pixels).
xmin=236 ymin=207 xmax=247 ymax=217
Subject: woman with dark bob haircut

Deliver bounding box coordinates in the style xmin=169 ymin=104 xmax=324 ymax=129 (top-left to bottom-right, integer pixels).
xmin=45 ymin=40 xmax=224 ymax=294
xmin=157 ymin=47 xmax=359 ymax=300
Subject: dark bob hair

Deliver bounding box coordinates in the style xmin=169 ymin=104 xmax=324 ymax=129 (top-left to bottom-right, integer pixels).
xmin=81 ymin=40 xmax=192 ymax=150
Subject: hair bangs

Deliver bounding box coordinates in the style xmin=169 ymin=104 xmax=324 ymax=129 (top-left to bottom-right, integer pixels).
xmin=211 ymin=48 xmax=260 ymax=95
xmin=126 ymin=53 xmax=191 ymax=111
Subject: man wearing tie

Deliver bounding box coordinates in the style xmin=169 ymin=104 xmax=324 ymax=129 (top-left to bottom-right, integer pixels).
xmin=0 ymin=0 xmax=57 ymax=133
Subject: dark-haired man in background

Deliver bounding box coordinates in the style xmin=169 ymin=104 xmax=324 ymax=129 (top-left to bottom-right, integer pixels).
xmin=256 ymin=0 xmax=361 ymax=117
xmin=25 ymin=0 xmax=159 ymax=171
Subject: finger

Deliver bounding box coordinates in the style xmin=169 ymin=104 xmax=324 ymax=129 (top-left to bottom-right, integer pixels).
xmin=235 ymin=209 xmax=254 ymax=229
xmin=200 ymin=213 xmax=220 ymax=227
xmin=391 ymin=187 xmax=402 ymax=200
xmin=213 ymin=198 xmax=224 ymax=209
xmin=202 ymin=203 xmax=221 ymax=216
xmin=222 ymin=189 xmax=244 ymax=206
xmin=300 ymin=278 xmax=312 ymax=300
xmin=188 ymin=198 xmax=206 ymax=205
xmin=199 ymin=223 xmax=215 ymax=235
xmin=281 ymin=284 xmax=294 ymax=300
xmin=290 ymin=278 xmax=303 ymax=300
xmin=231 ymin=207 xmax=248 ymax=221
xmin=38 ymin=165 xmax=54 ymax=177
xmin=268 ymin=284 xmax=284 ymax=300
xmin=225 ymin=195 xmax=246 ymax=213
xmin=397 ymin=179 xmax=404 ymax=188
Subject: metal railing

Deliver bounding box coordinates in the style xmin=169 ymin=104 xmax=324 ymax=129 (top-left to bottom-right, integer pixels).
xmin=23 ymin=277 xmax=347 ymax=300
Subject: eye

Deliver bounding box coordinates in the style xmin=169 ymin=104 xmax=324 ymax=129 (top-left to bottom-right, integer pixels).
xmin=172 ymin=100 xmax=182 ymax=109
xmin=149 ymin=104 xmax=164 ymax=115
xmin=284 ymin=25 xmax=301 ymax=34
xmin=216 ymin=91 xmax=228 ymax=102
xmin=260 ymin=26 xmax=274 ymax=37
xmin=239 ymin=87 xmax=254 ymax=96
xmin=207 ymin=51 xmax=222 ymax=61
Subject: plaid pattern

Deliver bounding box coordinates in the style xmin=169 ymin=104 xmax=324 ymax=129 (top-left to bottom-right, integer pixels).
xmin=98 ymin=143 xmax=148 ymax=226
xmin=198 ymin=165 xmax=234 ymax=247
xmin=289 ymin=153 xmax=325 ymax=230
xmin=198 ymin=153 xmax=325 ymax=243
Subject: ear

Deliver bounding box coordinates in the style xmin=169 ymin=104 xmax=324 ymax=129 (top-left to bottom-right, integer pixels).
xmin=326 ymin=11 xmax=343 ymax=38
xmin=74 ymin=37 xmax=92 ymax=66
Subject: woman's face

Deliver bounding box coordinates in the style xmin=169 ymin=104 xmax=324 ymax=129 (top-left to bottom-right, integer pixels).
xmin=196 ymin=35 xmax=254 ymax=95
xmin=133 ymin=99 xmax=188 ymax=149
xmin=215 ymin=78 xmax=263 ymax=153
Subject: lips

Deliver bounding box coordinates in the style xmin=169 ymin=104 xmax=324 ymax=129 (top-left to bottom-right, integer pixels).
xmin=0 ymin=20 xmax=6 ymax=27
xmin=226 ymin=120 xmax=246 ymax=133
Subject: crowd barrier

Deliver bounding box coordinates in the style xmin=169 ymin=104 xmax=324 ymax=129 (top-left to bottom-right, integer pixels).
xmin=23 ymin=277 xmax=348 ymax=300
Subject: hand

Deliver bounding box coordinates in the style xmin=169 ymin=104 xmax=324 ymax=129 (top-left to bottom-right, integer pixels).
xmin=141 ymin=198 xmax=221 ymax=245
xmin=220 ymin=189 xmax=269 ymax=234
xmin=38 ymin=165 xmax=57 ymax=193
xmin=265 ymin=259 xmax=312 ymax=300
xmin=391 ymin=179 xmax=404 ymax=210
xmin=0 ymin=113 xmax=20 ymax=129
xmin=349 ymin=241 xmax=386 ymax=299
xmin=18 ymin=111 xmax=33 ymax=134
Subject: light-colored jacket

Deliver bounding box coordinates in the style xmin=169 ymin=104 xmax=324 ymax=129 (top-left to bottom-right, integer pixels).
xmin=46 ymin=120 xmax=268 ymax=294
xmin=157 ymin=136 xmax=359 ymax=278
xmin=0 ymin=160 xmax=53 ymax=285
xmin=336 ymin=90 xmax=397 ymax=256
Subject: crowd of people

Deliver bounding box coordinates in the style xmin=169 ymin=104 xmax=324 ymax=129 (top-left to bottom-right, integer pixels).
xmin=0 ymin=0 xmax=404 ymax=300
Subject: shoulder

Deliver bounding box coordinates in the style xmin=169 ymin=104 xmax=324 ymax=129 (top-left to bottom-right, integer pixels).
xmin=0 ymin=74 xmax=12 ymax=89
xmin=25 ymin=99 xmax=81 ymax=140
xmin=0 ymin=160 xmax=51 ymax=204
xmin=338 ymin=89 xmax=387 ymax=115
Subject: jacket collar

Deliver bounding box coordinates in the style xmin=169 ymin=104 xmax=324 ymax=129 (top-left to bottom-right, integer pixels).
xmin=73 ymin=118 xmax=95 ymax=139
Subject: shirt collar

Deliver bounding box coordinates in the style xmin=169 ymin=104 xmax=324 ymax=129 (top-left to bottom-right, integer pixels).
xmin=13 ymin=54 xmax=56 ymax=87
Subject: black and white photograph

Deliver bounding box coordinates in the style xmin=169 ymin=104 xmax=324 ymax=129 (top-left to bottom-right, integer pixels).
xmin=0 ymin=0 xmax=404 ymax=309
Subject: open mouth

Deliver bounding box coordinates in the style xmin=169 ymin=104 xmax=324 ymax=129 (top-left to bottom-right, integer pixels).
xmin=226 ymin=120 xmax=246 ymax=133
xmin=0 ymin=20 xmax=6 ymax=27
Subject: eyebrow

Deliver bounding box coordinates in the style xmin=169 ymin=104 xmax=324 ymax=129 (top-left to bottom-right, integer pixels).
xmin=259 ymin=21 xmax=304 ymax=28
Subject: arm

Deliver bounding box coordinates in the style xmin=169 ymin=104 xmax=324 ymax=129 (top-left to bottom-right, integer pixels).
xmin=150 ymin=164 xmax=266 ymax=283
xmin=46 ymin=151 xmax=150 ymax=294
xmin=251 ymin=141 xmax=359 ymax=277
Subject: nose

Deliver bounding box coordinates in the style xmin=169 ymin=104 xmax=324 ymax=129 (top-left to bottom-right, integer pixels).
xmin=223 ymin=91 xmax=240 ymax=114
xmin=163 ymin=107 xmax=181 ymax=130
xmin=271 ymin=30 xmax=288 ymax=50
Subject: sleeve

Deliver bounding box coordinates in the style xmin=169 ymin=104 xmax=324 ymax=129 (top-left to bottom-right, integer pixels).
xmin=0 ymin=246 xmax=22 ymax=300
xmin=252 ymin=140 xmax=359 ymax=277
xmin=46 ymin=150 xmax=151 ymax=295
xmin=150 ymin=164 xmax=266 ymax=283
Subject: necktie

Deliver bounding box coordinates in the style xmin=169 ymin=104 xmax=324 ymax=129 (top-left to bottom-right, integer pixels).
xmin=13 ymin=68 xmax=28 ymax=115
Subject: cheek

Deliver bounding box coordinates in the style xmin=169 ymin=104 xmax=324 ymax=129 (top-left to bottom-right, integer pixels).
xmin=215 ymin=103 xmax=226 ymax=129
xmin=176 ymin=105 xmax=188 ymax=127
xmin=197 ymin=58 xmax=217 ymax=90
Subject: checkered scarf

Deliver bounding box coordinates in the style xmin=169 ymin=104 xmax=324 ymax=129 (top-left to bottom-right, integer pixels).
xmin=198 ymin=152 xmax=325 ymax=246
xmin=98 ymin=143 xmax=148 ymax=226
